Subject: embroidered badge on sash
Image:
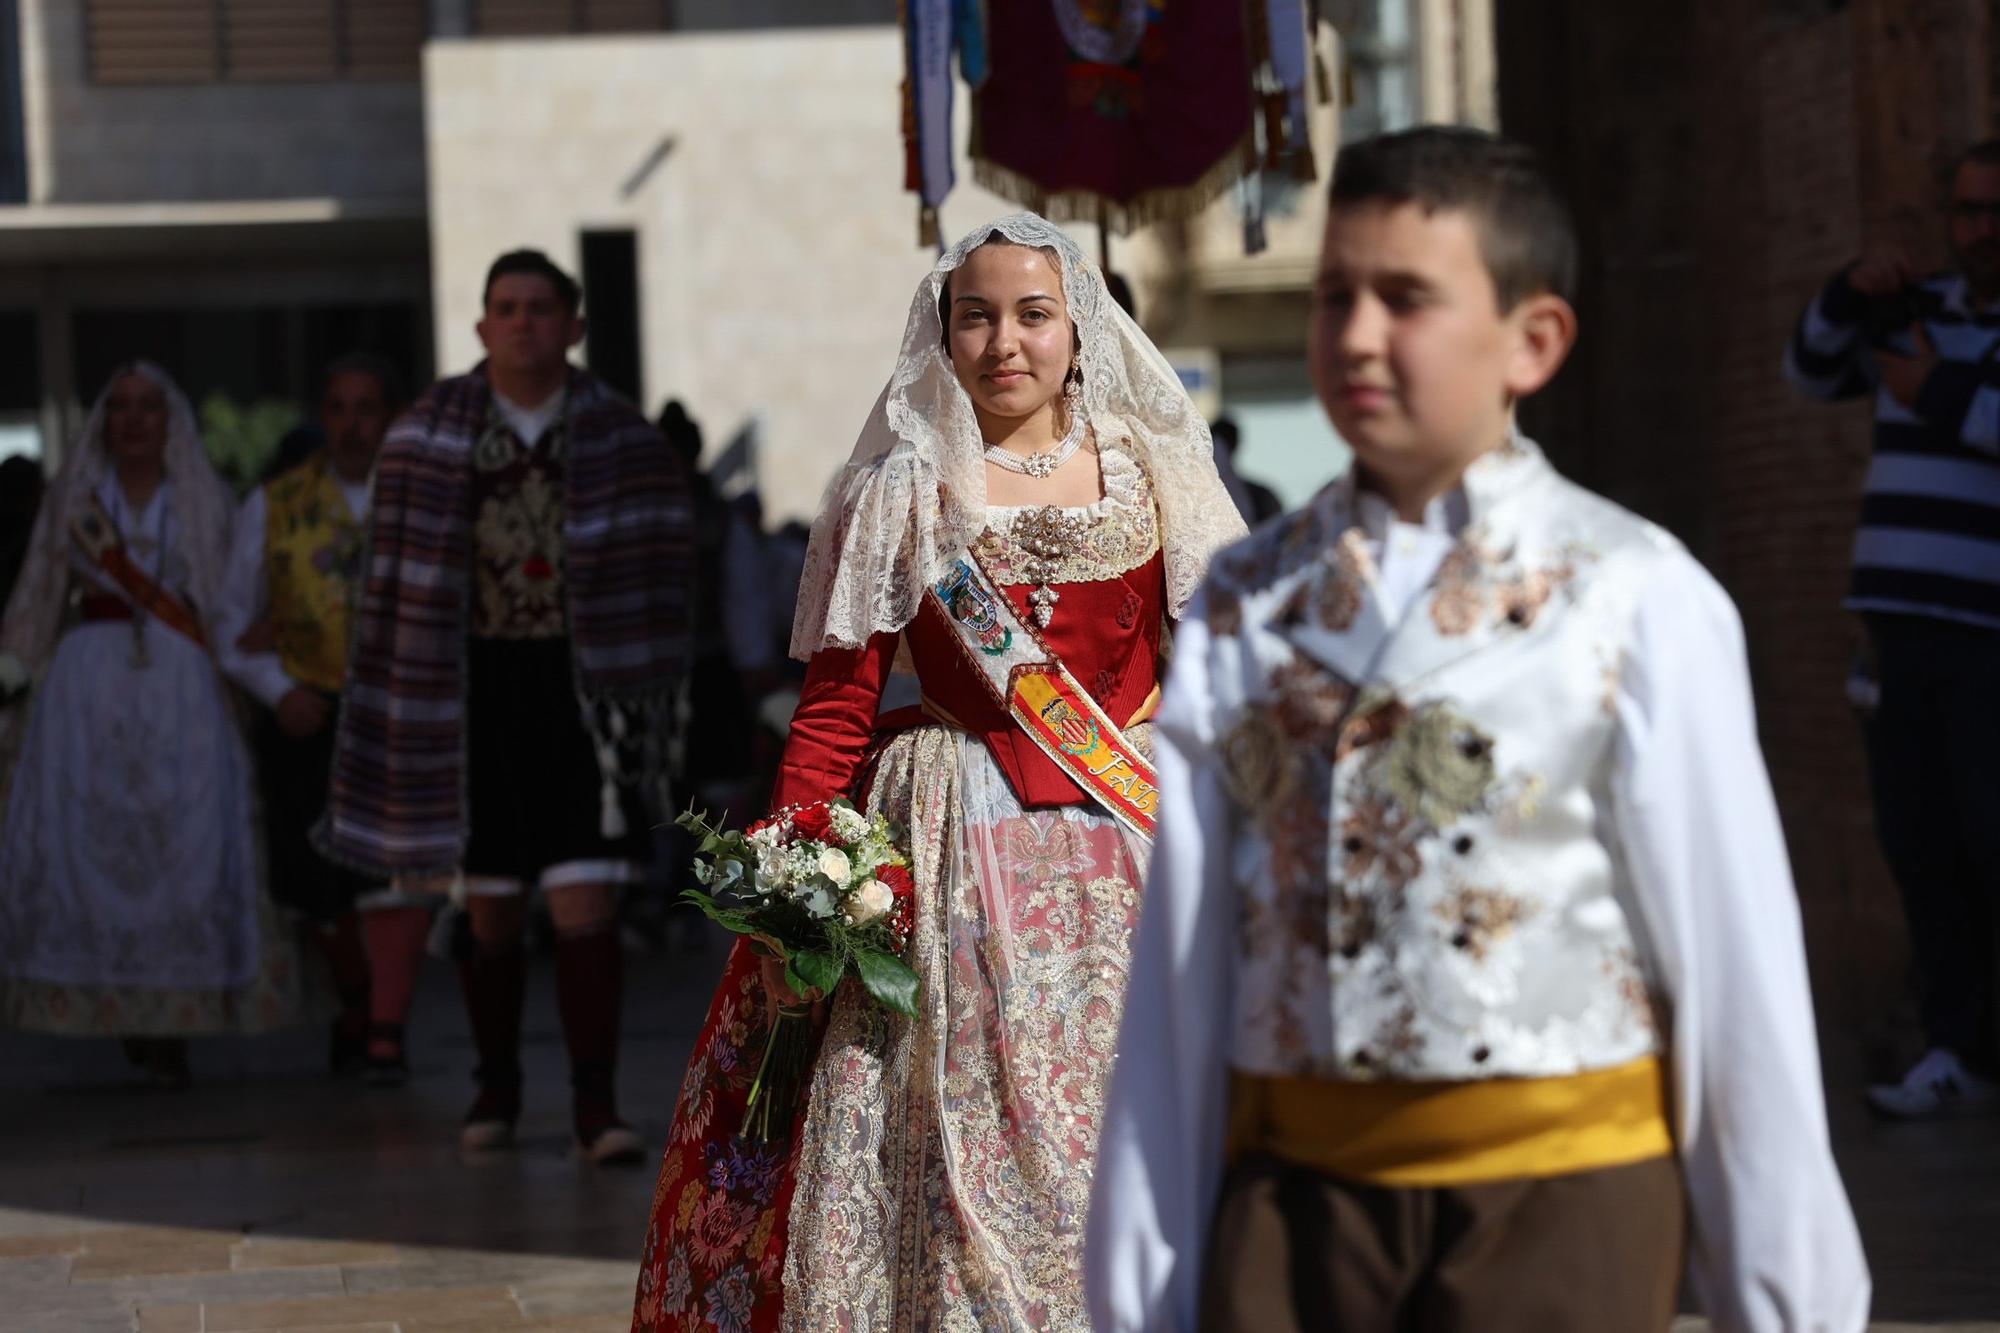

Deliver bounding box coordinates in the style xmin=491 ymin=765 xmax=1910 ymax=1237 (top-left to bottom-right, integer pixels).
xmin=936 ymin=562 xmax=1014 ymax=656
xmin=1040 ymin=694 xmax=1100 ymax=756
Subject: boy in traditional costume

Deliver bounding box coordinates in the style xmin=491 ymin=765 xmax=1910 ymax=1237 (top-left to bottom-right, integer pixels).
xmin=1086 ymin=127 xmax=1871 ymax=1331
xmin=220 ymin=354 xmax=431 ymax=1083
xmin=318 ymin=251 xmax=694 ymax=1162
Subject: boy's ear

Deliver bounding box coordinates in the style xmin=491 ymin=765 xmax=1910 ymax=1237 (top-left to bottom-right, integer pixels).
xmin=1504 ymin=293 xmax=1577 ymax=398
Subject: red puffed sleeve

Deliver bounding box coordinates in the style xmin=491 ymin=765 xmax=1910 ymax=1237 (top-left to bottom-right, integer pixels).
xmin=768 ymin=630 xmax=900 ymax=810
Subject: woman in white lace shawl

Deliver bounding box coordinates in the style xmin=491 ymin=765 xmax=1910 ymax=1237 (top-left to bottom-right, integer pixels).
xmin=0 ymin=363 xmax=311 ymax=1080
xmin=633 ymin=215 xmax=1245 ymax=1332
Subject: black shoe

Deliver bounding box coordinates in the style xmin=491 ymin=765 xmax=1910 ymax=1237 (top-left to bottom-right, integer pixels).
xmin=362 ymin=1022 xmax=408 ymax=1088
xmin=460 ymin=1071 xmax=521 ymax=1152
xmin=575 ymin=1117 xmax=644 ymax=1165
xmin=146 ymin=1039 xmax=191 ymax=1090
xmin=328 ymin=1018 xmax=367 ymax=1077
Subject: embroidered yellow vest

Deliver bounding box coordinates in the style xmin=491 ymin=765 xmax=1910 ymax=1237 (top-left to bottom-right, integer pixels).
xmin=265 ymin=451 xmax=364 ymax=694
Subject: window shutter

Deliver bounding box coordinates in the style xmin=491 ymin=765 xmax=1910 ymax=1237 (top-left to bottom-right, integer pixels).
xmin=222 ymin=0 xmax=339 ymax=81
xmin=85 ymin=0 xmax=221 ymax=85
xmin=342 ymin=0 xmax=427 ymax=78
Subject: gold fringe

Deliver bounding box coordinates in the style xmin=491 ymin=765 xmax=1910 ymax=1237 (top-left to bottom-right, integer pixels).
xmin=969 ymin=131 xmax=1259 ymax=236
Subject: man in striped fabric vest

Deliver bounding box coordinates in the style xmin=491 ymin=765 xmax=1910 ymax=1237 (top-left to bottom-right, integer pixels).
xmin=1786 ymin=138 xmax=2000 ymax=1120
xmin=318 ymin=251 xmax=695 ymax=1163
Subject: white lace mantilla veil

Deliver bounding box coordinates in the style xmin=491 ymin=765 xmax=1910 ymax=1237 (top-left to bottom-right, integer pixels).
xmin=789 ymin=212 xmax=1246 ymax=662
xmin=0 ymin=361 xmax=231 ymax=766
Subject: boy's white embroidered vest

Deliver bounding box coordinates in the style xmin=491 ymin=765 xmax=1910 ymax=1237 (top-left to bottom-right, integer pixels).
xmin=1199 ymin=440 xmax=1673 ymax=1082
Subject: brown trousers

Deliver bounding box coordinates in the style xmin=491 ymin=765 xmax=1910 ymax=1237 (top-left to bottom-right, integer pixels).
xmin=1199 ymin=1152 xmax=1686 ymax=1332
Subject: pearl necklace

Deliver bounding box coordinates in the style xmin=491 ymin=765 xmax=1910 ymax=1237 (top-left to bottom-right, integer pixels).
xmin=984 ymin=407 xmax=1086 ymax=479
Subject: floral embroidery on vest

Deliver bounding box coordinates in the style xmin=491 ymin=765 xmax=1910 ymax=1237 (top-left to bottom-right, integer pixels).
xmin=1314 ymin=529 xmax=1378 ymax=632
xmin=265 ymin=452 xmax=364 ymax=694
xmin=471 ymin=416 xmax=567 ymax=639
xmin=1428 ymin=535 xmax=1583 ymax=637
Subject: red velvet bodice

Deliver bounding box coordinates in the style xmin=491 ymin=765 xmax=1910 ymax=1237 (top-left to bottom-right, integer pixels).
xmin=771 ymin=549 xmax=1167 ymax=811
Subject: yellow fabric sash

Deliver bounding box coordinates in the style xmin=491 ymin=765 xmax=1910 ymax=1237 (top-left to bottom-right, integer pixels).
xmin=928 ymin=548 xmax=1158 ymax=840
xmin=1226 ymin=1056 xmax=1675 ymax=1187
xmin=265 ymin=451 xmax=363 ymax=693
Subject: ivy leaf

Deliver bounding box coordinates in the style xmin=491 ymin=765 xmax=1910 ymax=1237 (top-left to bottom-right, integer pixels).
xmin=854 ymin=950 xmax=920 ymax=1017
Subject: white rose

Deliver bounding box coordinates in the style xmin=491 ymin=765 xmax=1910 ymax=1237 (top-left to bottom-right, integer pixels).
xmin=755 ymin=845 xmax=790 ymax=890
xmin=816 ymin=846 xmax=853 ymax=886
xmin=803 ymin=886 xmax=837 ymax=920
xmin=842 ymin=878 xmax=894 ymax=926
xmin=829 ymin=805 xmax=870 ymax=843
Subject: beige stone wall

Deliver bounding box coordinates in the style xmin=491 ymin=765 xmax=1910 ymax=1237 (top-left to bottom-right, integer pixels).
xmin=18 ymin=0 xmax=426 ymax=206
xmin=426 ymin=28 xmax=1033 ymax=522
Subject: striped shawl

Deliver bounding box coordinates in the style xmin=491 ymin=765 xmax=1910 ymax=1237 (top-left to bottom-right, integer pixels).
xmin=315 ymin=364 xmax=694 ymax=876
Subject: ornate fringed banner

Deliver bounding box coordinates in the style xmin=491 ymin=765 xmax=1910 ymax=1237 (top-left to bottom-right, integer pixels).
xmin=900 ymin=1 xmax=1323 ymax=246
xmin=969 ymin=1 xmax=1256 ymax=234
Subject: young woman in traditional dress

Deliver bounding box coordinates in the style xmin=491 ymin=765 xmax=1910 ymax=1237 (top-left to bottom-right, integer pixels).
xmin=0 ymin=362 xmax=311 ymax=1082
xmin=631 ymin=215 xmax=1246 ymax=1332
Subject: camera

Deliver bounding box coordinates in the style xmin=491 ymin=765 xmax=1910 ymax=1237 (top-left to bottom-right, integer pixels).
xmin=1858 ymin=286 xmax=1924 ymax=342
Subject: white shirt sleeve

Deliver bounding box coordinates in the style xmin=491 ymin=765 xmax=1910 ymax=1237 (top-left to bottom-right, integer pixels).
xmin=1612 ymin=551 xmax=1871 ymax=1333
xmin=214 ymin=487 xmax=298 ymax=710
xmin=1086 ymin=599 xmax=1240 ymax=1333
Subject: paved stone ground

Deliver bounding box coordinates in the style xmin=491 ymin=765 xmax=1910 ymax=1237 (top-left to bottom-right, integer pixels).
xmin=0 ymin=938 xmax=1994 ymax=1332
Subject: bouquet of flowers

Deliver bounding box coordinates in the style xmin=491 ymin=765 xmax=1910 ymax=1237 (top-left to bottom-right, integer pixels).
xmin=677 ymin=799 xmax=919 ymax=1142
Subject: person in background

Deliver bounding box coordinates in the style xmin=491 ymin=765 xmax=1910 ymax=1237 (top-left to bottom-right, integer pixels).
xmin=1209 ymin=416 xmax=1284 ymax=526
xmin=317 ymin=251 xmax=695 ymax=1163
xmin=219 ymin=353 xmax=431 ymax=1085
xmin=0 ymin=454 xmax=46 ymax=618
xmin=0 ymin=362 xmax=312 ymax=1083
xmin=1785 ymin=137 xmax=2000 ymax=1120
xmin=642 ymin=400 xmax=773 ymax=951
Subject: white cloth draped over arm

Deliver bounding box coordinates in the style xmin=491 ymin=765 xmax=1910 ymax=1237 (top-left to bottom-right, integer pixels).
xmin=1087 ymin=601 xmax=1240 ymax=1333
xmin=1613 ymin=551 xmax=1870 ymax=1333
xmin=214 ymin=486 xmax=297 ymax=710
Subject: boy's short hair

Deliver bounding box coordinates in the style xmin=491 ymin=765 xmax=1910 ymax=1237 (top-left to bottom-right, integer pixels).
xmin=1329 ymin=126 xmax=1579 ymax=310
xmin=483 ymin=249 xmax=582 ymax=314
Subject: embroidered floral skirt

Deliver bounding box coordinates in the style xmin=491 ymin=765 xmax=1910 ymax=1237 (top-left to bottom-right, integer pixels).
xmin=0 ymin=620 xmax=319 ymax=1037
xmin=632 ymin=725 xmax=1150 ymax=1332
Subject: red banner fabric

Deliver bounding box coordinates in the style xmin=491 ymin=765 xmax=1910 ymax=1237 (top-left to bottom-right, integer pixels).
xmin=972 ymin=1 xmax=1256 ymax=232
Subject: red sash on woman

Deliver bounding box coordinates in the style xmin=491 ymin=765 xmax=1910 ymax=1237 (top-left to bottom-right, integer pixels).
xmin=927 ymin=545 xmax=1157 ymax=840
xmin=70 ymin=497 xmax=206 ymax=648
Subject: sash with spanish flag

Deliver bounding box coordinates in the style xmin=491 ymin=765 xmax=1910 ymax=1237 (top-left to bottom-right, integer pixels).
xmin=927 ymin=545 xmax=1158 ymax=840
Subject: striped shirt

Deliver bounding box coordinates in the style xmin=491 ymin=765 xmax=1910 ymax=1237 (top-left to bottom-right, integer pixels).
xmin=1786 ymin=269 xmax=2000 ymax=628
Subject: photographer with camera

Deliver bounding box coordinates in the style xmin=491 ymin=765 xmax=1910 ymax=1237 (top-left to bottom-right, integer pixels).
xmin=1787 ymin=138 xmax=2000 ymax=1121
